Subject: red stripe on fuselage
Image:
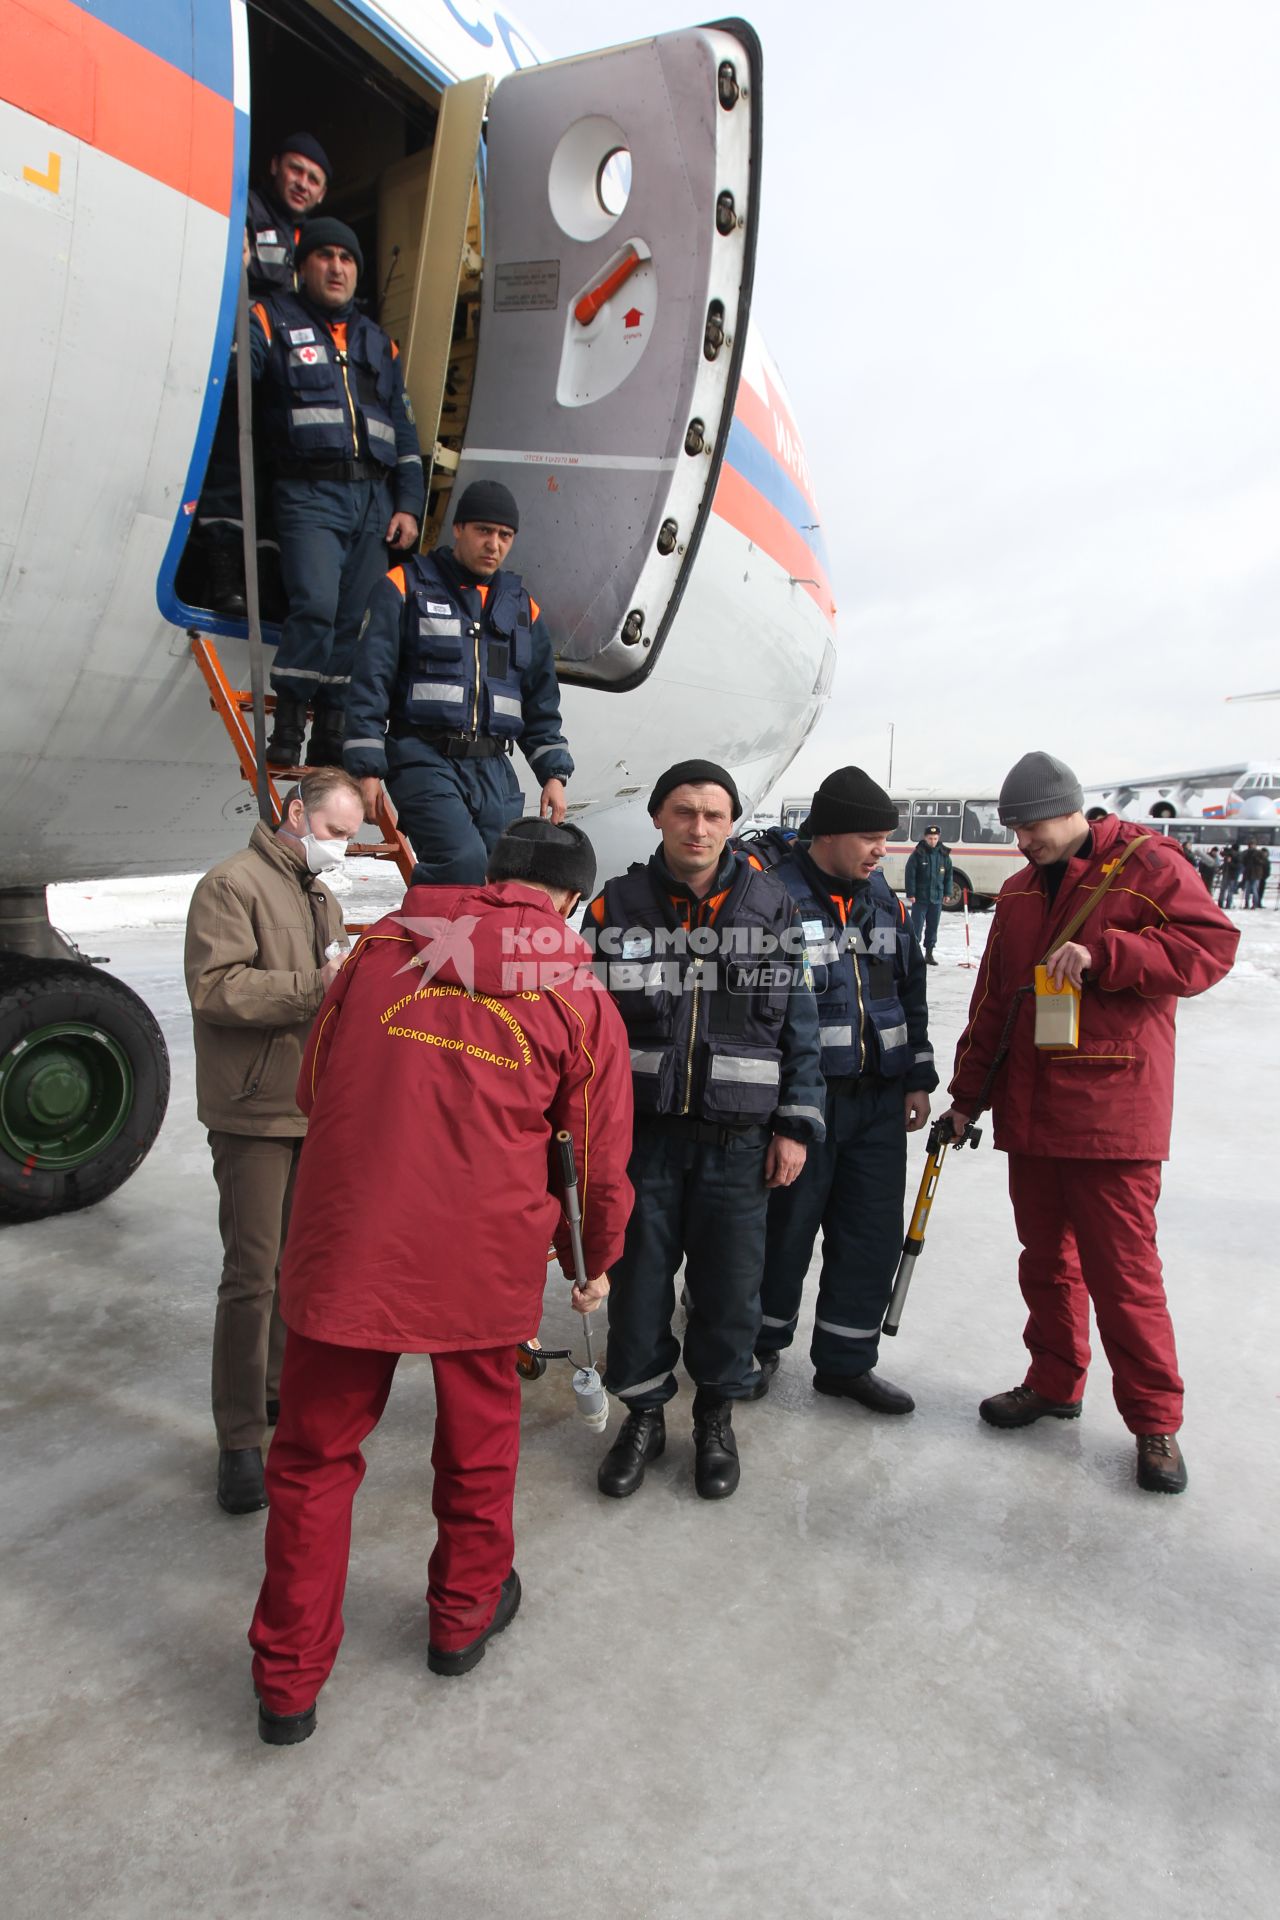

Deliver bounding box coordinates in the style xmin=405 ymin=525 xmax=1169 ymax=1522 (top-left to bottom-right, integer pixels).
xmin=4 ymin=0 xmax=233 ymax=215
xmin=713 ymin=462 xmax=836 ymax=622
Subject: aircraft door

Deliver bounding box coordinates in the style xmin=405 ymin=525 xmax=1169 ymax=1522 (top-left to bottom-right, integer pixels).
xmin=455 ymin=22 xmax=761 ymax=686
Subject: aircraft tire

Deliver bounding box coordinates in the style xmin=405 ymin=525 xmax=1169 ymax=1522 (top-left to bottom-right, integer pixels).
xmin=0 ymin=959 xmax=170 ymax=1223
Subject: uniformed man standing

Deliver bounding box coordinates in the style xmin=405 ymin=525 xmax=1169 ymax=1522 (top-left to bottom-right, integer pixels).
xmin=904 ymin=820 xmax=953 ymax=965
xmin=196 ymin=133 xmax=332 ymax=616
xmin=586 ymin=762 xmax=826 ymax=1500
xmin=249 ymin=218 xmax=424 ymax=769
xmin=753 ymin=767 xmax=937 ymax=1414
xmin=343 ymin=479 xmax=573 ymax=883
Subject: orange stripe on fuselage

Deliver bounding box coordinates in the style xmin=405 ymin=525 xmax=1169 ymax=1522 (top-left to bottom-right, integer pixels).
xmin=712 ymin=462 xmax=836 ymax=622
xmin=3 ymin=0 xmax=234 ymax=216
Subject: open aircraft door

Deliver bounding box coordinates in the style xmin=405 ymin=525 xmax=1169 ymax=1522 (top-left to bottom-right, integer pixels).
xmin=454 ymin=21 xmax=761 ymax=687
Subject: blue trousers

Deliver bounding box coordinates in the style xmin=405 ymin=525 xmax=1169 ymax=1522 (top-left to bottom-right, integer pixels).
xmin=758 ymin=1077 xmax=906 ymax=1376
xmin=602 ymin=1119 xmax=771 ymax=1410
xmin=272 ymin=476 xmax=392 ymax=711
xmin=910 ymin=898 xmax=942 ymax=954
xmin=386 ymin=735 xmax=524 ymax=885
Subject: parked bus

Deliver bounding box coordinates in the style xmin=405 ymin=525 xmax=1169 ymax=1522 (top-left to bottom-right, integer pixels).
xmin=778 ymin=791 xmax=1019 ymax=909
xmin=775 ymin=795 xmax=1279 ymax=909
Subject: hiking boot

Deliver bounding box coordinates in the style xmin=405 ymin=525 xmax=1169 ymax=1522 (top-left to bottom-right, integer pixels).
xmin=692 ymin=1401 xmax=740 ymax=1500
xmin=746 ymin=1351 xmax=780 ymax=1399
xmin=1136 ymin=1433 xmax=1187 ymax=1494
xmin=597 ymin=1406 xmax=665 ymax=1498
xmin=265 ymin=696 xmax=307 ymax=768
xmin=979 ymin=1385 xmax=1082 ymax=1428
xmin=926 ymin=951 xmax=939 ymax=966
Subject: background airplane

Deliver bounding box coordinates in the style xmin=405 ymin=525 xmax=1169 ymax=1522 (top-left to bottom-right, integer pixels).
xmin=0 ymin=0 xmax=836 ymax=1219
xmin=1084 ymin=761 xmax=1280 ymax=822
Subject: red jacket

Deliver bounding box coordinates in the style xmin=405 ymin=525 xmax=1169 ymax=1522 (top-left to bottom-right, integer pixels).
xmin=279 ymin=882 xmax=634 ymax=1351
xmin=950 ymin=816 xmax=1238 ymax=1160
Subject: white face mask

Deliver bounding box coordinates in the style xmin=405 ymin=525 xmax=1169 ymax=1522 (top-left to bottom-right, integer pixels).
xmin=300 ymin=812 xmax=350 ymax=874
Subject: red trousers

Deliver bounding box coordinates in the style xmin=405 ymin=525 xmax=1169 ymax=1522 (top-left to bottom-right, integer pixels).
xmin=1007 ymin=1154 xmax=1183 ymax=1434
xmin=249 ymin=1329 xmax=520 ymax=1715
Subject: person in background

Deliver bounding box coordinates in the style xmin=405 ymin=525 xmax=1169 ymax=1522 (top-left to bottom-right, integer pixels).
xmin=903 ymin=821 xmax=953 ymax=965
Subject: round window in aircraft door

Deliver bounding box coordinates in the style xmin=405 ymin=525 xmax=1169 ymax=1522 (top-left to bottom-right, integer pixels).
xmin=597 ymin=148 xmax=632 ymax=218
xmin=549 ymin=116 xmax=633 ymax=242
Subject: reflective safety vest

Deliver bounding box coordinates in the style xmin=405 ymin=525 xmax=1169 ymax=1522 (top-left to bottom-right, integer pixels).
xmin=773 ymin=851 xmax=914 ymax=1080
xmin=395 ymin=550 xmax=537 ymax=739
xmin=246 ymin=188 xmax=298 ymax=294
xmin=595 ymin=856 xmax=797 ymax=1127
xmin=258 ymin=292 xmax=399 ymax=470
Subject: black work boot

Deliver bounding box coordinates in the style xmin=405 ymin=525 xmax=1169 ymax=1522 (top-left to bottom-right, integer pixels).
xmin=265 ymin=696 xmax=307 ymax=767
xmin=208 ymin=543 xmax=247 ymax=618
xmin=428 ymin=1570 xmax=523 ymax=1675
xmin=306 ymin=709 xmax=346 ymax=768
xmin=217 ymin=1447 xmax=267 ymax=1514
xmin=1136 ymin=1433 xmax=1187 ymax=1494
xmin=815 ymin=1369 xmax=915 ymax=1415
xmin=746 ymin=1351 xmax=780 ymax=1400
xmin=926 ymin=950 xmax=939 ymax=966
xmin=258 ymin=1700 xmax=316 ymax=1746
xmin=597 ymin=1406 xmax=665 ymax=1498
xmin=692 ymin=1400 xmax=740 ymax=1500
xmin=979 ymin=1385 xmax=1082 ymax=1428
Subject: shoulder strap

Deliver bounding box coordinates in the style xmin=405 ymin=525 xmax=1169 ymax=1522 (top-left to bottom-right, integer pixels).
xmin=1042 ymin=835 xmax=1152 ymax=961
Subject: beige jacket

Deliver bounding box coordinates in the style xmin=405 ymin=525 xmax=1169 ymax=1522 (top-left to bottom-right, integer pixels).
xmin=184 ymin=823 xmax=344 ymax=1136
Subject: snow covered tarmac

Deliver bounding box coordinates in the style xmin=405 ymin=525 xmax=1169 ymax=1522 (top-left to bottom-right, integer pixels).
xmin=3 ymin=878 xmax=1277 ymax=1918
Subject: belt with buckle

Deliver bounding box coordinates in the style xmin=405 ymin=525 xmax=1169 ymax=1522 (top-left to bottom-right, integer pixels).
xmin=390 ymin=723 xmax=512 ymax=760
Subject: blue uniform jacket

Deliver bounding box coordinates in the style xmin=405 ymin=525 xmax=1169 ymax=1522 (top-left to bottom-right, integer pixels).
xmin=342 ymin=548 xmax=573 ymax=785
xmin=248 ymin=294 xmax=425 ymax=517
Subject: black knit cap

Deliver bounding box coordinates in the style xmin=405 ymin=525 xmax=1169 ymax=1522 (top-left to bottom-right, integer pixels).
xmin=803 ymin=766 xmax=899 ymax=836
xmin=296 ymin=218 xmax=363 ymax=276
xmin=454 ymin=479 xmax=520 ymax=532
xmin=487 ymin=818 xmax=595 ymax=898
xmin=647 ymin=759 xmax=742 ymax=820
xmin=275 ymin=132 xmax=332 ymax=180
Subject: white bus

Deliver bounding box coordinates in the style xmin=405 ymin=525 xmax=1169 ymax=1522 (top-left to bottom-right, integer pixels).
xmin=778 ymin=792 xmax=1021 ymax=909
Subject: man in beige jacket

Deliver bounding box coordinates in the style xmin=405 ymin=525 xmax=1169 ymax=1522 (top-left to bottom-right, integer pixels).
xmin=184 ymin=767 xmax=362 ymax=1512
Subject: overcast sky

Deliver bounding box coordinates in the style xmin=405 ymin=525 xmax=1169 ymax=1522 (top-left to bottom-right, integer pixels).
xmin=531 ymin=0 xmax=1280 ymax=798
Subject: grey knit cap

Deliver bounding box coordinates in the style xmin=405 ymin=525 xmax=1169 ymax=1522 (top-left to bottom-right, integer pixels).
xmin=998 ymin=751 xmax=1085 ymax=826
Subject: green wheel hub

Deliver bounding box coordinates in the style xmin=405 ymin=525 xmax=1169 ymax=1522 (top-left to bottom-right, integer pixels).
xmin=0 ymin=1020 xmax=134 ymax=1171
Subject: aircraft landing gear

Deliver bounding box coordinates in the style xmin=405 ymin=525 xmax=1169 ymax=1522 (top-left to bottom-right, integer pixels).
xmin=0 ymin=902 xmax=170 ymax=1223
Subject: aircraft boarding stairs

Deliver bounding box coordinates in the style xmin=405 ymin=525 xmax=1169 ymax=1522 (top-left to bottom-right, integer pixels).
xmin=190 ymin=635 xmax=416 ymax=931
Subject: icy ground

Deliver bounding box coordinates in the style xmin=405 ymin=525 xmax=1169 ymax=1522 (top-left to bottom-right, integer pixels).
xmin=2 ymin=882 xmax=1277 ymax=1919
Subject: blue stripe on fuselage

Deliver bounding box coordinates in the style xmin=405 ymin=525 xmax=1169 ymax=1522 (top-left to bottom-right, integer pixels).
xmin=76 ymin=0 xmax=235 ymax=100
xmin=723 ymin=418 xmax=831 ymax=576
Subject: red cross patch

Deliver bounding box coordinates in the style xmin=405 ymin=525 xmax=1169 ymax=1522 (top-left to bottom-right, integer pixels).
xmin=297 ymin=345 xmax=319 ymax=364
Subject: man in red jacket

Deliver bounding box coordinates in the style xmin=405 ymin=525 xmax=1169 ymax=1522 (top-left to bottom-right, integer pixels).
xmin=943 ymin=751 xmax=1238 ymax=1496
xmin=248 ymin=819 xmax=633 ymax=1744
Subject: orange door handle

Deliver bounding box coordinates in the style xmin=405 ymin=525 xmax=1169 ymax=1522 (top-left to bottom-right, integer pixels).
xmin=574 ymin=248 xmax=641 ymax=326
